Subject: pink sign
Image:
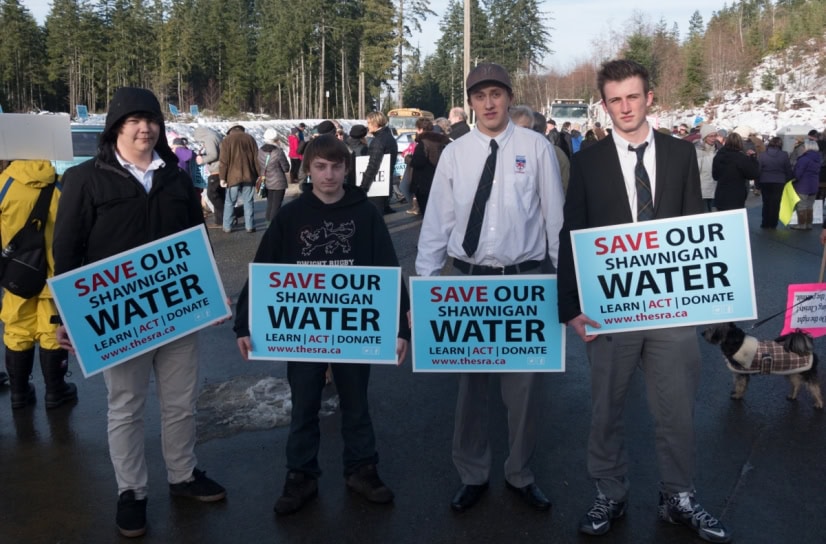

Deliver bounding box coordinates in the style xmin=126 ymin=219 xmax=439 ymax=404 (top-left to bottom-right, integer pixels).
xmin=781 ymin=283 xmax=826 ymax=337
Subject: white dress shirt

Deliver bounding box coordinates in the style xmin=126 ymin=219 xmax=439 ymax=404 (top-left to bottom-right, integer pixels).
xmin=416 ymin=121 xmax=565 ymax=276
xmin=116 ymin=150 xmax=166 ymax=193
xmin=611 ymin=128 xmax=656 ymax=222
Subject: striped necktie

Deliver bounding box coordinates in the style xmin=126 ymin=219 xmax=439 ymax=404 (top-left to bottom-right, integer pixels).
xmin=630 ymin=142 xmax=653 ymax=221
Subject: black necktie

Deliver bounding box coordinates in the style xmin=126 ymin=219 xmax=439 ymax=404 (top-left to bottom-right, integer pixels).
xmin=630 ymin=142 xmax=653 ymax=221
xmin=462 ymin=139 xmax=498 ymax=258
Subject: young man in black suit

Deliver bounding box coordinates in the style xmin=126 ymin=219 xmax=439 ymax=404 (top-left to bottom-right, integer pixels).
xmin=556 ymin=60 xmax=732 ymax=543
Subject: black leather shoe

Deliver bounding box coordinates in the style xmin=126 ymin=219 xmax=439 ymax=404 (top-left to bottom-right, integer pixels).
xmin=450 ymin=483 xmax=488 ymax=512
xmin=506 ymin=482 xmax=552 ymax=511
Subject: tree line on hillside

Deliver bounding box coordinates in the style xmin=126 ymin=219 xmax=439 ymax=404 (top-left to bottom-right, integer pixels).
xmin=0 ymin=0 xmax=548 ymax=118
xmin=1 ymin=0 xmax=822 ymax=119
xmin=521 ymin=0 xmax=826 ymax=114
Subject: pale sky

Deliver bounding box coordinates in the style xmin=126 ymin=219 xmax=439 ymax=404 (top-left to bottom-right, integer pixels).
xmin=21 ymin=0 xmax=723 ymax=69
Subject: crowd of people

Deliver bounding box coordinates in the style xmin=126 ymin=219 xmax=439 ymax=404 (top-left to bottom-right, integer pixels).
xmin=667 ymin=122 xmax=826 ymax=229
xmin=9 ymin=56 xmax=826 ymax=543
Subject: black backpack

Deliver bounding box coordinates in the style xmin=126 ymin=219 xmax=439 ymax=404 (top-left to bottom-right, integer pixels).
xmin=0 ymin=182 xmax=56 ymax=298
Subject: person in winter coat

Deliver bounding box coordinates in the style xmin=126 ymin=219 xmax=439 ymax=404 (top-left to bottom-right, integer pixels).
xmin=360 ymin=111 xmax=398 ymax=214
xmin=579 ymin=129 xmax=598 ymax=151
xmin=53 ymin=87 xmax=226 ymax=538
xmin=0 ymin=159 xmax=76 ymax=410
xmin=219 ymin=125 xmax=260 ymax=233
xmin=407 ymin=117 xmax=449 ymax=216
xmin=712 ymin=132 xmax=760 ymax=211
xmin=791 ymin=139 xmax=822 ymax=230
xmin=234 ymin=134 xmax=410 ymax=516
xmin=257 ymin=128 xmax=290 ymax=223
xmin=448 ymin=107 xmax=471 ymax=140
xmin=344 ymin=124 xmax=369 ymax=187
xmin=757 ymin=136 xmax=793 ymax=229
xmin=193 ymin=126 xmax=224 ymax=227
xmin=287 ymin=127 xmax=303 ymax=184
xmin=695 ymin=124 xmax=719 ymax=212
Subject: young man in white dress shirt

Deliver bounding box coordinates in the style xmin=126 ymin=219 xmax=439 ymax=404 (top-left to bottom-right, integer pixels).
xmin=416 ymin=62 xmax=565 ymax=513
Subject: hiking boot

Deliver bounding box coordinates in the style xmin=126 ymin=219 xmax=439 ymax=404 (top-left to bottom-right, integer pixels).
xmin=116 ymin=490 xmax=147 ymax=538
xmin=274 ymin=471 xmax=319 ymax=515
xmin=169 ymin=468 xmax=226 ymax=502
xmin=579 ymin=492 xmax=626 ymax=535
xmin=659 ymin=491 xmax=732 ymax=543
xmin=345 ymin=464 xmax=394 ymax=504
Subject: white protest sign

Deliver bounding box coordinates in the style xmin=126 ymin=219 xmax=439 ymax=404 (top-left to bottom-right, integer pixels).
xmin=355 ymin=153 xmax=391 ymax=197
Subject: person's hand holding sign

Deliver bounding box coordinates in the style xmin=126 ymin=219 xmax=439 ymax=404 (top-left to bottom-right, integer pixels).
xmin=568 ymin=313 xmax=600 ymax=343
xmin=236 ymin=336 xmax=252 ymax=361
xmin=56 ymin=325 xmax=75 ymax=354
xmin=396 ymin=338 xmax=409 ymax=366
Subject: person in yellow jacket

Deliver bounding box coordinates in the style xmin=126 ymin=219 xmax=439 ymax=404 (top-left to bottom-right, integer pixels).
xmin=0 ymin=159 xmax=77 ymax=409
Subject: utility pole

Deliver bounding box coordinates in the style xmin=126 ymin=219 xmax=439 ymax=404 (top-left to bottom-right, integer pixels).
xmin=463 ymin=0 xmax=470 ymax=120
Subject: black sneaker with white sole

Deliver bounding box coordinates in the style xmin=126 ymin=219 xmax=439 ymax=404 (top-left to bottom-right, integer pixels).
xmin=659 ymin=491 xmax=732 ymax=543
xmin=116 ymin=490 xmax=147 ymax=538
xmin=579 ymin=493 xmax=626 ymax=535
xmin=169 ymin=468 xmax=226 ymax=502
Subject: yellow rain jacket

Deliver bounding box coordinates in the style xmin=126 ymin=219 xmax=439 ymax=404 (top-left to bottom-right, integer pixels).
xmin=0 ymin=160 xmax=61 ymax=350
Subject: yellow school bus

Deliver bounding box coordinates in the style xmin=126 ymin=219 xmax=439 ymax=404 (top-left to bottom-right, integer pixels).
xmin=387 ymin=108 xmax=434 ymax=135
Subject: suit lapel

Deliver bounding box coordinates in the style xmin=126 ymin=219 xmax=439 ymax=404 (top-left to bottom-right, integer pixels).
xmin=653 ymin=131 xmax=670 ymax=217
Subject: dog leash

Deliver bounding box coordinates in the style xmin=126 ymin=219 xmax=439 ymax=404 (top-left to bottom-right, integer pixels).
xmin=750 ymin=295 xmax=814 ymax=330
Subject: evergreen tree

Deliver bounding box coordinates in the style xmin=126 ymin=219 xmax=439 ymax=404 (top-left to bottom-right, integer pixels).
xmin=485 ymin=0 xmax=550 ymax=76
xmin=679 ymin=11 xmax=709 ymax=106
xmin=395 ymin=0 xmax=435 ymax=107
xmin=0 ymin=0 xmax=47 ymax=111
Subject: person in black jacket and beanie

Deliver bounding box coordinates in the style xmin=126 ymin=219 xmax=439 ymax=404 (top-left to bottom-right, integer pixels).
xmin=712 ymin=132 xmax=761 ymax=211
xmin=757 ymin=136 xmax=793 ymax=228
xmin=53 ymin=87 xmax=226 ymax=538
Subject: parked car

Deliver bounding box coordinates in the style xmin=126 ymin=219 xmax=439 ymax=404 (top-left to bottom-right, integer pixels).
xmin=53 ymin=124 xmax=104 ymax=174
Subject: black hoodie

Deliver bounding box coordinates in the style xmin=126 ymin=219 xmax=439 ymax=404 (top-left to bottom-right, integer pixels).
xmin=234 ymin=185 xmax=410 ymax=340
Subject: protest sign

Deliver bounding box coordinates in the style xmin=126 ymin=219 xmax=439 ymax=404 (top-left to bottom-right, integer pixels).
xmin=570 ymin=210 xmax=756 ymax=334
xmin=410 ymin=275 xmax=565 ymax=372
xmin=49 ymin=226 xmax=231 ymax=377
xmin=354 ymin=154 xmax=391 ymax=198
xmin=247 ymin=264 xmax=401 ymax=364
xmin=0 ymin=114 xmax=72 ymax=161
xmin=781 ymin=283 xmax=826 ymax=337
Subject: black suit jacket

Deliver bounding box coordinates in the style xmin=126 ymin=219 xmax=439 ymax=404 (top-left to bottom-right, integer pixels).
xmin=557 ymin=130 xmax=704 ymax=323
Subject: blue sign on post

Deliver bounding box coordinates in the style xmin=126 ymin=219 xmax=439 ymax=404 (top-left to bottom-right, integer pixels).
xmin=247 ymin=264 xmax=401 ymax=364
xmin=169 ymin=104 xmax=180 ymax=116
xmin=410 ymin=275 xmax=565 ymax=372
xmin=570 ymin=209 xmax=757 ymax=334
xmin=48 ymin=226 xmax=231 ymax=377
xmin=190 ymin=105 xmax=199 ymax=117
xmin=75 ymin=105 xmax=88 ymax=120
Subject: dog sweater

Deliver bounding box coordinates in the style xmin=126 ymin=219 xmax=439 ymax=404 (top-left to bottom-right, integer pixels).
xmin=727 ymin=336 xmax=813 ymax=375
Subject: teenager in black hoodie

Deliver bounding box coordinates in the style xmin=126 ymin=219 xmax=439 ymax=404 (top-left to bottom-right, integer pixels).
xmin=234 ymin=135 xmax=410 ymax=516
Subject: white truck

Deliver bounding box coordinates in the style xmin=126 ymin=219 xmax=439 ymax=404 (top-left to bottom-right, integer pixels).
xmin=548 ymin=99 xmax=592 ymax=129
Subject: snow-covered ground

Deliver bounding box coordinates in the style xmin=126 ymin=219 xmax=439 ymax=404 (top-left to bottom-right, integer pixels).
xmin=657 ymin=41 xmax=826 ymax=136
xmin=73 ymin=114 xmax=362 ymax=153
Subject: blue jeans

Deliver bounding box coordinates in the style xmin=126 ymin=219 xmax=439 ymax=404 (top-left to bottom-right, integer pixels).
xmin=285 ymin=362 xmax=378 ymax=477
xmin=222 ymin=183 xmax=255 ymax=231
